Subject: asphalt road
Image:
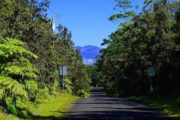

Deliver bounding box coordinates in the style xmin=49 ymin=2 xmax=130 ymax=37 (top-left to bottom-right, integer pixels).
xmin=65 ymin=88 xmax=176 ymax=120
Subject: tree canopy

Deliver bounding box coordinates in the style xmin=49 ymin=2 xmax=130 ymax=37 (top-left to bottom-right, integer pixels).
xmin=0 ymin=0 xmax=91 ymax=116
xmin=96 ymin=0 xmax=180 ymax=96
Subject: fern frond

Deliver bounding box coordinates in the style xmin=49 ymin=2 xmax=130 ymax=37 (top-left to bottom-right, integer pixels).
xmin=0 ymin=88 xmax=4 ymax=99
xmin=5 ymin=38 xmax=25 ymax=46
xmin=0 ymin=38 xmax=38 ymax=59
xmin=0 ymin=76 xmax=27 ymax=97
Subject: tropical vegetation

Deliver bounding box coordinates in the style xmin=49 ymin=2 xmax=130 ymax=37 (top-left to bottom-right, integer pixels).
xmin=0 ymin=0 xmax=91 ymax=119
xmin=96 ymin=0 xmax=180 ymax=117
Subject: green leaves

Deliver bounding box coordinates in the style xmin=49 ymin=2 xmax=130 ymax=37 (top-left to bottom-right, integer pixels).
xmin=0 ymin=38 xmax=38 ymax=80
xmin=0 ymin=76 xmax=27 ymax=97
xmin=143 ymin=0 xmax=155 ymax=10
xmin=109 ymin=14 xmax=124 ymax=21
xmin=0 ymin=0 xmax=92 ymax=117
xmin=0 ymin=38 xmax=38 ymax=59
xmin=25 ymin=80 xmax=38 ymax=99
xmin=3 ymin=63 xmax=37 ymax=80
xmin=0 ymin=37 xmax=38 ymax=104
xmin=109 ymin=11 xmax=135 ymax=21
xmin=110 ymin=0 xmax=135 ymax=22
xmin=0 ymin=0 xmax=91 ymax=99
xmin=98 ymin=0 xmax=180 ymax=96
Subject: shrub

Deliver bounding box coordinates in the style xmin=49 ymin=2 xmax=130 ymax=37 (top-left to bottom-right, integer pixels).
xmin=72 ymin=64 xmax=91 ymax=95
xmin=78 ymin=89 xmax=90 ymax=98
xmin=0 ymin=38 xmax=38 ymax=115
xmin=35 ymin=83 xmax=50 ymax=104
xmin=0 ymin=76 xmax=28 ymax=98
xmin=51 ymin=80 xmax=60 ymax=96
xmin=0 ymin=88 xmax=4 ymax=100
xmin=64 ymin=78 xmax=73 ymax=94
xmin=25 ymin=80 xmax=38 ymax=101
xmin=0 ymin=38 xmax=37 ymax=98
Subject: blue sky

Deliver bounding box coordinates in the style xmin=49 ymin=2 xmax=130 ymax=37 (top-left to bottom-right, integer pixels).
xmin=47 ymin=0 xmax=143 ymax=47
xmin=47 ymin=0 xmax=119 ymax=47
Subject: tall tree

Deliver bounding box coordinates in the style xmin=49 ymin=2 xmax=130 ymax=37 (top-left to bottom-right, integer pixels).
xmin=97 ymin=0 xmax=180 ymax=96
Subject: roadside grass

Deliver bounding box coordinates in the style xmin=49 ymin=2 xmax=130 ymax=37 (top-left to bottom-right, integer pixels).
xmin=0 ymin=93 xmax=79 ymax=120
xmin=29 ymin=93 xmax=79 ymax=118
xmin=0 ymin=112 xmax=21 ymax=120
xmin=130 ymin=95 xmax=180 ymax=119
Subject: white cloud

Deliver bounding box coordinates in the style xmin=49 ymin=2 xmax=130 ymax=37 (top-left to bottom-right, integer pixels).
xmin=83 ymin=58 xmax=95 ymax=65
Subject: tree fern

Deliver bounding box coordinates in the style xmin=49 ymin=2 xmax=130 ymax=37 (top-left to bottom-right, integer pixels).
xmin=0 ymin=38 xmax=38 ymax=81
xmin=0 ymin=88 xmax=4 ymax=99
xmin=0 ymin=38 xmax=37 ymax=59
xmin=0 ymin=37 xmax=37 ymax=100
xmin=0 ymin=76 xmax=27 ymax=97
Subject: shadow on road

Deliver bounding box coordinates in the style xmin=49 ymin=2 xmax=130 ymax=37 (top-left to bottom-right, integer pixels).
xmin=65 ymin=111 xmax=177 ymax=120
xmin=64 ymin=88 xmax=179 ymax=120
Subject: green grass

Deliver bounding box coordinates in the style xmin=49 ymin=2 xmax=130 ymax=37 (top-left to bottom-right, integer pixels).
xmin=130 ymin=95 xmax=180 ymax=119
xmin=0 ymin=112 xmax=21 ymax=120
xmin=0 ymin=93 xmax=78 ymax=120
xmin=29 ymin=93 xmax=79 ymax=118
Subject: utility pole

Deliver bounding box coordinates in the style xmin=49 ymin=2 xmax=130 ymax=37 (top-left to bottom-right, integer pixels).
xmin=51 ymin=16 xmax=55 ymax=47
xmin=51 ymin=16 xmax=55 ymax=33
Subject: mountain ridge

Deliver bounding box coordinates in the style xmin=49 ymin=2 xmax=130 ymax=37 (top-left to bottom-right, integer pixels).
xmin=76 ymin=45 xmax=101 ymax=65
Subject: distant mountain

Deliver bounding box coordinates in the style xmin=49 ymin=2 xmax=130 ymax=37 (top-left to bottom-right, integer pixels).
xmin=76 ymin=45 xmax=101 ymax=65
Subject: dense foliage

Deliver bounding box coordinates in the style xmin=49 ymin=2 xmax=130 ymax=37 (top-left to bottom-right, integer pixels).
xmin=0 ymin=0 xmax=91 ymax=117
xmin=97 ymin=0 xmax=180 ymax=97
xmin=0 ymin=38 xmax=37 ymax=115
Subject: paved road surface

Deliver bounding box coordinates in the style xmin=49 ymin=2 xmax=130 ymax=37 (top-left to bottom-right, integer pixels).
xmin=65 ymin=88 xmax=176 ymax=120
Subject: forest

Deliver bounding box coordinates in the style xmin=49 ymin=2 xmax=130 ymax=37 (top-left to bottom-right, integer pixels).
xmin=0 ymin=0 xmax=91 ymax=119
xmin=0 ymin=0 xmax=180 ymax=119
xmin=96 ymin=0 xmax=180 ymax=116
xmin=97 ymin=0 xmax=180 ymax=96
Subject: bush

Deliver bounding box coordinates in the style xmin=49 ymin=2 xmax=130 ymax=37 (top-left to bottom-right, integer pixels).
xmin=35 ymin=83 xmax=50 ymax=104
xmin=16 ymin=96 xmax=28 ymax=111
xmin=0 ymin=88 xmax=4 ymax=100
xmin=78 ymin=90 xmax=90 ymax=98
xmin=25 ymin=80 xmax=38 ymax=101
xmin=17 ymin=110 xmax=28 ymax=118
xmin=64 ymin=78 xmax=72 ymax=94
xmin=51 ymin=80 xmax=60 ymax=96
xmin=72 ymin=64 xmax=91 ymax=95
xmin=0 ymin=38 xmax=38 ymax=116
